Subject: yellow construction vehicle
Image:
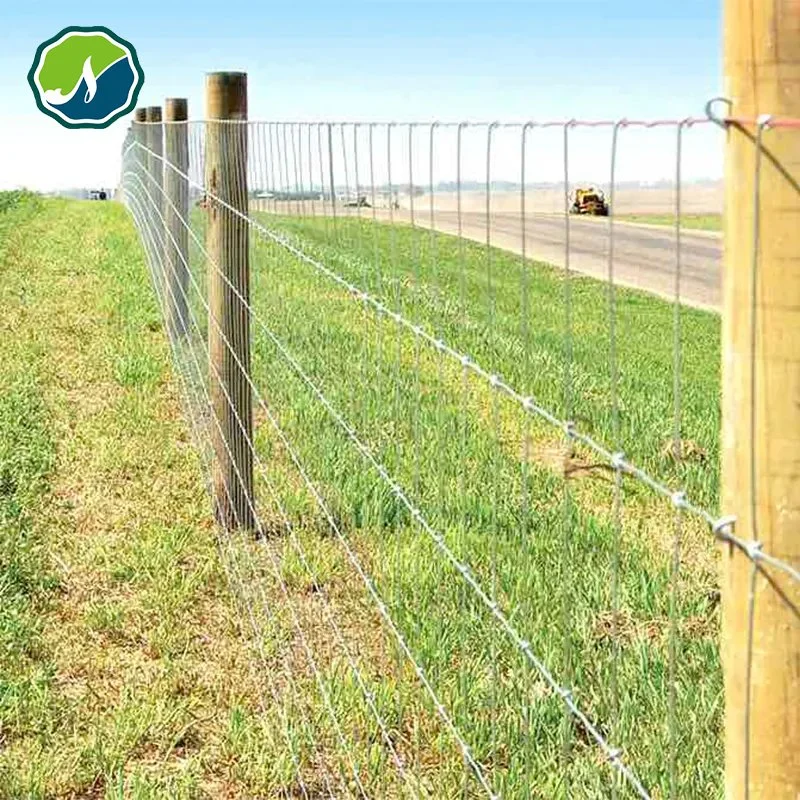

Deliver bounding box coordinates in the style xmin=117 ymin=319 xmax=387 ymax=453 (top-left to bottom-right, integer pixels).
xmin=569 ymin=186 xmax=609 ymax=216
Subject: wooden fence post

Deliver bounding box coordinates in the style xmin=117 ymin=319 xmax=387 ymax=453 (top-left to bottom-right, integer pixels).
xmin=164 ymin=98 xmax=190 ymax=341
xmin=722 ymin=1 xmax=800 ymax=797
xmin=145 ymin=105 xmax=164 ymax=291
xmin=145 ymin=105 xmax=163 ymax=199
xmin=133 ymin=107 xmax=147 ymax=181
xmin=133 ymin=107 xmax=146 ymax=142
xmin=205 ymin=72 xmax=255 ymax=531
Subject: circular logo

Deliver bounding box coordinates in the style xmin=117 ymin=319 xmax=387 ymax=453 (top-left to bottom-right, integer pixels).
xmin=28 ymin=26 xmax=144 ymax=129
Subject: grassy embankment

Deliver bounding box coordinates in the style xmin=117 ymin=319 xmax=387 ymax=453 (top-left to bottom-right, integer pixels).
xmin=0 ymin=189 xmax=724 ymax=798
xmin=182 ymin=205 xmax=724 ymax=797
xmin=0 ymin=193 xmax=331 ymax=798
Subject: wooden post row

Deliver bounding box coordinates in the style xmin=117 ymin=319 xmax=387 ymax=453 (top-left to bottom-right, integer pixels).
xmin=145 ymin=105 xmax=163 ymax=200
xmin=129 ymin=108 xmax=147 ymax=202
xmin=144 ymin=105 xmax=164 ymax=296
xmin=722 ymin=0 xmax=800 ymax=797
xmin=205 ymin=72 xmax=256 ymax=531
xmin=133 ymin=107 xmax=147 ymax=162
xmin=164 ymin=98 xmax=190 ymax=341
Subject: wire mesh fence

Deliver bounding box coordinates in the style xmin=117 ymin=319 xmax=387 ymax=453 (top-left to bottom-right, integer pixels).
xmin=119 ymin=105 xmax=797 ymax=798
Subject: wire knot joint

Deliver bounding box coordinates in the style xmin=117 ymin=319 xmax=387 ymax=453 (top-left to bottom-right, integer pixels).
xmin=712 ymin=514 xmax=737 ymax=539
xmin=746 ymin=539 xmax=764 ymax=561
xmin=671 ymin=490 xmax=688 ymax=510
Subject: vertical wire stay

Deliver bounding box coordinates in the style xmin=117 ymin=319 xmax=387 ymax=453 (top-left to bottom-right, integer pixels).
xmin=121 ymin=113 xmax=800 ymax=800
xmin=408 ymin=123 xmax=423 ymax=509
xmin=293 ymin=122 xmax=306 ymax=217
xmin=339 ymin=123 xmax=351 ymax=257
xmin=319 ymin=123 xmax=330 ymax=240
xmin=281 ymin=123 xmax=292 ymax=215
xmin=669 ymin=120 xmax=686 ymax=800
xmin=486 ymin=121 xmax=500 ymax=780
xmin=560 ymin=120 xmax=575 ymax=793
xmin=455 ymin=120 xmax=472 ymax=798
xmin=607 ymin=120 xmax=622 ymax=800
xmin=429 ymin=123 xmax=447 ymax=535
xmin=353 ymin=124 xmax=370 ymax=450
xmin=338 ymin=123 xmax=356 ymax=428
xmin=367 ymin=123 xmax=384 ymax=549
xmin=273 ymin=123 xmax=282 ymax=210
xmin=327 ymin=123 xmax=336 ymax=238
xmin=267 ymin=122 xmax=277 ymax=213
xmin=384 ymin=118 xmax=411 ymax=791
xmin=519 ymin=122 xmax=534 ymax=800
xmin=407 ymin=120 xmax=423 ymax=785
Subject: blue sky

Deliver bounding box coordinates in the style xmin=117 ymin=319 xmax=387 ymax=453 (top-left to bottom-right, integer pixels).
xmin=0 ymin=0 xmax=722 ymax=189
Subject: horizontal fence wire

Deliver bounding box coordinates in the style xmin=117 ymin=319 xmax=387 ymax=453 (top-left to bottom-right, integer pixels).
xmin=120 ymin=111 xmax=799 ymax=799
xmin=149 ymin=114 xmax=800 ymax=128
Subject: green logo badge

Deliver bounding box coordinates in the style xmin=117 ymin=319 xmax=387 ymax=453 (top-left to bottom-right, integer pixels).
xmin=28 ymin=26 xmax=144 ymax=129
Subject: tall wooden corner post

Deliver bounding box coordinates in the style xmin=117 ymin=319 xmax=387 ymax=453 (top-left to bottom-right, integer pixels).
xmin=722 ymin=1 xmax=800 ymax=798
xmin=205 ymin=72 xmax=256 ymax=531
xmin=164 ymin=98 xmax=190 ymax=341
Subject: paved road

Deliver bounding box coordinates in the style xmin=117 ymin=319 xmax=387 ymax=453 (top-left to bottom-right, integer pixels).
xmin=394 ymin=209 xmax=722 ymax=312
xmin=258 ymin=201 xmax=723 ymax=311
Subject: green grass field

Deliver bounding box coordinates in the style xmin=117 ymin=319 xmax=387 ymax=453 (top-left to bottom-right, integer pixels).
xmin=1 ymin=191 xmax=724 ymax=798
xmin=0 ymin=193 xmax=299 ymax=798
xmin=616 ymin=213 xmax=721 ymax=232
xmin=176 ymin=204 xmax=723 ymax=796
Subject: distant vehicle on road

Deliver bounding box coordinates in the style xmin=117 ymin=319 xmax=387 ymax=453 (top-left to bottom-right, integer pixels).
xmin=343 ymin=194 xmax=370 ymax=208
xmin=569 ymin=186 xmax=609 ymax=216
xmin=89 ymin=189 xmax=108 ymax=201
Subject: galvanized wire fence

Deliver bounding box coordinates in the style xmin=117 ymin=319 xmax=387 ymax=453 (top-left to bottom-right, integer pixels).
xmin=119 ymin=106 xmax=797 ymax=798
